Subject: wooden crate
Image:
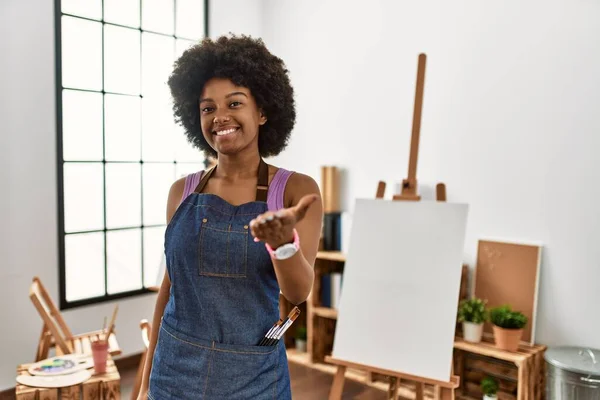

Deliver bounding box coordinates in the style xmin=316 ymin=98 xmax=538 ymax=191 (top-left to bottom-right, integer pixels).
xmin=16 ymin=356 xmax=120 ymax=400
xmin=454 ymin=337 xmax=546 ymax=400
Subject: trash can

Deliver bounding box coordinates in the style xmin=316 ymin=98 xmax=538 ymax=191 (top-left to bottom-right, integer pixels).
xmin=545 ymin=346 xmax=600 ymax=399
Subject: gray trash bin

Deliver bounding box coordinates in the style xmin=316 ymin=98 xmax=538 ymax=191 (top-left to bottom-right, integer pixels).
xmin=545 ymin=346 xmax=600 ymax=399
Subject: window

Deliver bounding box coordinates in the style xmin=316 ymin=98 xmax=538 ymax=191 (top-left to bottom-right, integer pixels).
xmin=55 ymin=0 xmax=209 ymax=309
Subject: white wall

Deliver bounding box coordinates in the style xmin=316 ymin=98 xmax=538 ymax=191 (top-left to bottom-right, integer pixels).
xmin=0 ymin=0 xmax=262 ymax=391
xmin=3 ymin=0 xmax=599 ymax=390
xmin=209 ymin=0 xmax=263 ymax=38
xmin=263 ymin=0 xmax=600 ymax=350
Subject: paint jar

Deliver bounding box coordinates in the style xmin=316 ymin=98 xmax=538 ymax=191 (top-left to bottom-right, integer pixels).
xmin=91 ymin=340 xmax=109 ymax=374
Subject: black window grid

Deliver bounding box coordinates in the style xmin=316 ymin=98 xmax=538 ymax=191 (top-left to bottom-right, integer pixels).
xmin=55 ymin=0 xmax=210 ymax=310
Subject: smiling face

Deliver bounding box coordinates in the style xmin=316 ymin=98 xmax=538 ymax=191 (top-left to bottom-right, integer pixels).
xmin=199 ymin=78 xmax=267 ymax=157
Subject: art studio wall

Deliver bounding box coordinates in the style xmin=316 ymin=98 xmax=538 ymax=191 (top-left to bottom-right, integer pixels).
xmin=0 ymin=0 xmax=261 ymax=391
xmin=263 ymin=0 xmax=600 ymax=350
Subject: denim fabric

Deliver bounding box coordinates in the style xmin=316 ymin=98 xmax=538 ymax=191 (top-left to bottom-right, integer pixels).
xmin=149 ymin=193 xmax=292 ymax=399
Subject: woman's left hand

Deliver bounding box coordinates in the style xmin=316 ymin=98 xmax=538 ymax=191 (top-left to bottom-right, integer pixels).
xmin=250 ymin=194 xmax=319 ymax=249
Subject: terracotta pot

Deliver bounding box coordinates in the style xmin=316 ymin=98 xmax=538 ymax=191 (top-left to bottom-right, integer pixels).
xmin=493 ymin=325 xmax=523 ymax=352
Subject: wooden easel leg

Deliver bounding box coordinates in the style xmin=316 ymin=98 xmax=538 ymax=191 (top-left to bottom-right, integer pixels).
xmin=440 ymin=387 xmax=455 ymax=400
xmin=415 ymin=382 xmax=424 ymax=400
xmin=328 ymin=365 xmax=347 ymax=400
xmin=388 ymin=377 xmax=399 ymax=400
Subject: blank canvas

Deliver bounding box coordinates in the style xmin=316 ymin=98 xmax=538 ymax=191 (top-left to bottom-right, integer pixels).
xmin=331 ymin=198 xmax=469 ymax=383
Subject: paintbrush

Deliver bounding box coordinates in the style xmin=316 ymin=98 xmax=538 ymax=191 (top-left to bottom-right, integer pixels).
xmin=101 ymin=316 xmax=107 ymax=341
xmin=104 ymin=305 xmax=119 ymax=343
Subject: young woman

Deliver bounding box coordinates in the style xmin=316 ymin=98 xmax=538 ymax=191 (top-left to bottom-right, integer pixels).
xmin=137 ymin=34 xmax=323 ymax=399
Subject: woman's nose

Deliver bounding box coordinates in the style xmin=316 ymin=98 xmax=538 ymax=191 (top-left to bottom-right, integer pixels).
xmin=213 ymin=109 xmax=231 ymax=124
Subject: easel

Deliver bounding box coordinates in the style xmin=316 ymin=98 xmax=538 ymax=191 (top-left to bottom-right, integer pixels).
xmin=375 ymin=54 xmax=446 ymax=203
xmin=326 ymin=53 xmax=459 ymax=400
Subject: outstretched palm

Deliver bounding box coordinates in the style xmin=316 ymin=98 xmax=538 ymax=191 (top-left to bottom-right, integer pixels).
xmin=250 ymin=194 xmax=318 ymax=249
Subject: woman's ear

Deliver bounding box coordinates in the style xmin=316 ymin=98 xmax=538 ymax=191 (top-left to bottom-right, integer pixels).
xmin=259 ymin=110 xmax=267 ymax=126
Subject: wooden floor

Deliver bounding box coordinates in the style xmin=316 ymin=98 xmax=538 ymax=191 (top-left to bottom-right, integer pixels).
xmin=117 ymin=359 xmax=388 ymax=399
xmin=289 ymin=362 xmax=387 ymax=400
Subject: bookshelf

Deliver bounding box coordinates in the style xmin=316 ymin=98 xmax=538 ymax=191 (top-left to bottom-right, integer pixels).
xmin=279 ymin=251 xmax=343 ymax=357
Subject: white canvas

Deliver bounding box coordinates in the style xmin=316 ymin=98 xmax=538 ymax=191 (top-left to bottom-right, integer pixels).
xmin=331 ymin=198 xmax=469 ymax=383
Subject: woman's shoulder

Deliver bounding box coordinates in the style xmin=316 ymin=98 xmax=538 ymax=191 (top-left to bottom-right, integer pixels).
xmin=275 ymin=167 xmax=321 ymax=208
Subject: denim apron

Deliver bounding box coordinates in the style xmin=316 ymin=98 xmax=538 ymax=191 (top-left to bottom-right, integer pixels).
xmin=148 ymin=158 xmax=292 ymax=400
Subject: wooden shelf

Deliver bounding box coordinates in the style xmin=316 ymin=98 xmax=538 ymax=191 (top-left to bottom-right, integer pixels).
xmin=312 ymin=306 xmax=338 ymax=319
xmin=316 ymin=251 xmax=346 ymax=262
xmin=454 ymin=336 xmax=545 ymax=365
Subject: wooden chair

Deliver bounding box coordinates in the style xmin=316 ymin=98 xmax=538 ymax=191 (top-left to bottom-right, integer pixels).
xmin=29 ymin=276 xmax=122 ymax=361
xmin=131 ymin=319 xmax=152 ymax=400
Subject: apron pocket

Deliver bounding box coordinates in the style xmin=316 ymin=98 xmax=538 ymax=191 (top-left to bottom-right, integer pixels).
xmin=149 ymin=324 xmax=213 ymax=399
xmin=198 ymin=218 xmax=248 ymax=277
xmin=204 ymin=341 xmax=281 ymax=400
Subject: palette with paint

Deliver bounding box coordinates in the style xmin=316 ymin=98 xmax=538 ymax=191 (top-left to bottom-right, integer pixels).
xmin=28 ymin=354 xmax=93 ymax=376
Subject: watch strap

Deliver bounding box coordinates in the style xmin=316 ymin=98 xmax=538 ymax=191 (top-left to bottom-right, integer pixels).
xmin=265 ymin=229 xmax=300 ymax=259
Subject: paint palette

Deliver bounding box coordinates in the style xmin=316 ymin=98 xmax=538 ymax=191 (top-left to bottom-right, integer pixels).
xmin=28 ymin=355 xmax=93 ymax=376
xmin=17 ymin=370 xmax=92 ymax=388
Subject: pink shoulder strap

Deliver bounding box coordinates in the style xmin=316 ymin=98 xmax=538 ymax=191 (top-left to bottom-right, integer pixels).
xmin=267 ymin=168 xmax=294 ymax=211
xmin=180 ymin=170 xmax=204 ymax=204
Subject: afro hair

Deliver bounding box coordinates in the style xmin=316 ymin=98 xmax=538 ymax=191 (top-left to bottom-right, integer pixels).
xmin=167 ymin=34 xmax=296 ymax=158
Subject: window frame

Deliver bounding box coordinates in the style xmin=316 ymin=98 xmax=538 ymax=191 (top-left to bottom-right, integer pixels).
xmin=54 ymin=0 xmax=210 ymax=310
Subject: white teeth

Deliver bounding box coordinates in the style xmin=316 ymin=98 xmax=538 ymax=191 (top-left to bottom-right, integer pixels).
xmin=216 ymin=128 xmax=237 ymax=136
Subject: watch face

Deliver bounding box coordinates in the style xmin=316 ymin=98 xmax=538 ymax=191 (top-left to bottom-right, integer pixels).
xmin=276 ymin=244 xmax=297 ymax=259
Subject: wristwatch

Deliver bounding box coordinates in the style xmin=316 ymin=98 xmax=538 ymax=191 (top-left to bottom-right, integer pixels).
xmin=265 ymin=229 xmax=300 ymax=260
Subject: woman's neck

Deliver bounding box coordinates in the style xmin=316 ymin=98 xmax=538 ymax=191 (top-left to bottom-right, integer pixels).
xmin=214 ymin=150 xmax=261 ymax=181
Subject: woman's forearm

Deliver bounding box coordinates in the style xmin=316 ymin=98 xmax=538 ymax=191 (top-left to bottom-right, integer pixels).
xmin=272 ymin=249 xmax=314 ymax=305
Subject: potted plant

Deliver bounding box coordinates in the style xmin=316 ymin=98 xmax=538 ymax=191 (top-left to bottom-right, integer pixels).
xmin=489 ymin=305 xmax=527 ymax=352
xmin=295 ymin=326 xmax=307 ymax=352
xmin=457 ymin=297 xmax=488 ymax=343
xmin=481 ymin=376 xmax=498 ymax=400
